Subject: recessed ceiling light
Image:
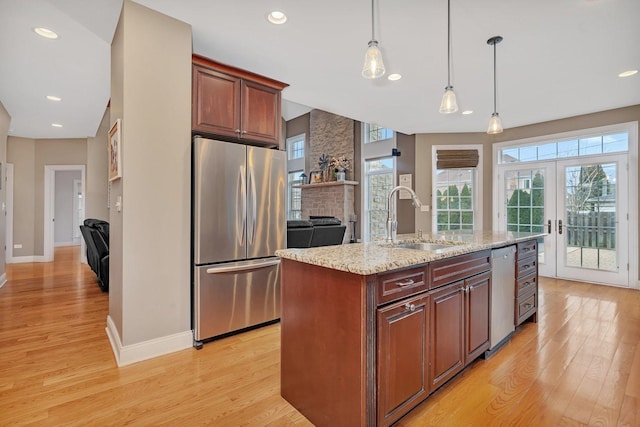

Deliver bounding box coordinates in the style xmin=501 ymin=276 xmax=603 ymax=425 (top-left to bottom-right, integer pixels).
xmin=462 ymin=110 xmax=473 ymax=115
xmin=34 ymin=27 xmax=58 ymax=39
xmin=618 ymin=69 xmax=638 ymax=78
xmin=267 ymin=11 xmax=287 ymax=24
xmin=51 ymin=123 xmax=63 ymax=128
xmin=46 ymin=95 xmax=62 ymax=101
xmin=387 ymin=73 xmax=402 ymax=81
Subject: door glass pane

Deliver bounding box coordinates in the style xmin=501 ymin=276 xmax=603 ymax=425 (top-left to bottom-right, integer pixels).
xmin=564 ymin=163 xmax=617 ymax=271
xmin=505 ymin=169 xmax=546 ymax=264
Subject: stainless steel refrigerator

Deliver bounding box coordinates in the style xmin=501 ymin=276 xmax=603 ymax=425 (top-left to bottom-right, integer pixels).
xmin=192 ymin=136 xmax=285 ymax=347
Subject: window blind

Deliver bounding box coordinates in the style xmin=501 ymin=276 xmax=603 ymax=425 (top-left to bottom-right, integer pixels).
xmin=436 ymin=149 xmax=479 ymax=169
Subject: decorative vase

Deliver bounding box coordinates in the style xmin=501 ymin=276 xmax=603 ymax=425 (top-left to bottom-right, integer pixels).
xmin=336 ymin=169 xmax=346 ymax=181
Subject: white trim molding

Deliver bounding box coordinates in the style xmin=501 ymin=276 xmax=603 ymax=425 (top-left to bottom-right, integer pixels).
xmin=106 ymin=316 xmax=193 ymax=367
xmin=0 ymin=273 xmax=6 ymax=289
xmin=6 ymin=255 xmax=48 ymax=264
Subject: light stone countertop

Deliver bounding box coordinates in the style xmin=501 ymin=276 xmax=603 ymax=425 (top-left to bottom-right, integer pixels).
xmin=275 ymin=230 xmax=545 ymax=275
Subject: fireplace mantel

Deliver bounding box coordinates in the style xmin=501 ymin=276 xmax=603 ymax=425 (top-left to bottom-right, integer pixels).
xmin=297 ymin=180 xmax=358 ymax=189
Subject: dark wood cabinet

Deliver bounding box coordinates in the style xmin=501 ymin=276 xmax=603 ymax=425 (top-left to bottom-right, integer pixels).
xmin=429 ymin=251 xmax=491 ymax=391
xmin=377 ymin=293 xmax=430 ymax=427
xmin=464 ymin=271 xmax=491 ymax=363
xmin=192 ymin=55 xmax=288 ymax=148
xmin=429 ymin=281 xmax=465 ymax=391
xmin=516 ymin=239 xmax=539 ymax=325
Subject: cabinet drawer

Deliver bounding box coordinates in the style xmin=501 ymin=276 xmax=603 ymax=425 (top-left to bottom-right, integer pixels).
xmin=516 ymin=272 xmax=537 ymax=296
xmin=377 ymin=266 xmax=428 ymax=305
xmin=517 ymin=239 xmax=538 ymax=260
xmin=516 ymin=289 xmax=537 ymax=325
xmin=430 ymin=250 xmax=491 ymax=290
xmin=516 ymin=255 xmax=537 ymax=279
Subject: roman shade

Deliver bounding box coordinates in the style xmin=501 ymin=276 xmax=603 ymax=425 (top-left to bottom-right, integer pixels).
xmin=436 ymin=149 xmax=479 ymax=169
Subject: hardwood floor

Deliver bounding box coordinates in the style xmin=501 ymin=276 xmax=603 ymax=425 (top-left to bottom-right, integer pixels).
xmin=1 ymin=246 xmax=639 ymax=426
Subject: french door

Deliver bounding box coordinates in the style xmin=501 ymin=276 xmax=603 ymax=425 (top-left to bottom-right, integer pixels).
xmin=497 ymin=154 xmax=629 ymax=287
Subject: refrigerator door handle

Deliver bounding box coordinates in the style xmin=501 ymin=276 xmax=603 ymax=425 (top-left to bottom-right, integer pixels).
xmin=206 ymin=258 xmax=280 ymax=274
xmin=239 ymin=167 xmax=247 ymax=246
xmin=248 ymin=166 xmax=257 ymax=245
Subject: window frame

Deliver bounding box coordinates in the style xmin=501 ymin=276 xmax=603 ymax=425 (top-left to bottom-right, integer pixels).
xmin=431 ymin=145 xmax=483 ymax=232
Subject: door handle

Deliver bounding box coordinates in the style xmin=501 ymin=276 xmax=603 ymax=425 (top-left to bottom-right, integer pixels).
xmin=558 ymin=219 xmax=563 ymax=235
xmin=547 ymin=219 xmax=552 ymax=234
xmin=239 ymin=167 xmax=246 ymax=246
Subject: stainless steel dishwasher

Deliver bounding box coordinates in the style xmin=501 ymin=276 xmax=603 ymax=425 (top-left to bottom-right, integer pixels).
xmin=488 ymin=245 xmax=516 ymax=354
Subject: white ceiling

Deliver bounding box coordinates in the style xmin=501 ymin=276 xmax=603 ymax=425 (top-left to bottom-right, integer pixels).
xmin=2 ymin=0 xmax=639 ymax=139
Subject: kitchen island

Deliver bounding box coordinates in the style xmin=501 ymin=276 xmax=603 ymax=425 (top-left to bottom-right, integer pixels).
xmin=276 ymin=231 xmax=543 ymax=427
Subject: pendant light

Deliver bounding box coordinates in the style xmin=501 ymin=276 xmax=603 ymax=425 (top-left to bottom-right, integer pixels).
xmin=362 ymin=0 xmax=385 ymax=79
xmin=487 ymin=35 xmax=503 ymax=134
xmin=439 ymin=0 xmax=458 ymax=114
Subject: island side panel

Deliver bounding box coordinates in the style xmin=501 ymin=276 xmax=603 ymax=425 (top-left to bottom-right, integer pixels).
xmin=281 ymin=259 xmax=369 ymax=427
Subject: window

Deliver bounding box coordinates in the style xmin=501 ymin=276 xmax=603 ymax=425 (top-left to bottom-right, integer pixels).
xmin=365 ymin=124 xmax=394 ymax=144
xmin=365 ymin=158 xmax=394 ymax=240
xmin=287 ymin=134 xmax=305 ymax=160
xmin=287 ymin=171 xmax=303 ymax=220
xmin=432 ymin=145 xmax=483 ymax=232
xmin=286 ymin=134 xmax=306 ymax=220
xmin=435 ymin=169 xmax=474 ymax=231
xmin=499 ymin=132 xmax=628 ymax=164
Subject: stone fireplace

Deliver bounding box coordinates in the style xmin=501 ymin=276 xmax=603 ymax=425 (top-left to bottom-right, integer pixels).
xmin=300 ymin=181 xmax=357 ymax=244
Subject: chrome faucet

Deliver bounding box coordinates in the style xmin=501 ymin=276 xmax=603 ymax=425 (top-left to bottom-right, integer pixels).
xmin=386 ymin=185 xmax=422 ymax=242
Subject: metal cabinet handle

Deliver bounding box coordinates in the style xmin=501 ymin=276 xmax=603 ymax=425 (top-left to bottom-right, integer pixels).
xmin=523 ymin=303 xmax=533 ymax=309
xmin=395 ymin=279 xmax=415 ymax=287
xmin=547 ymin=219 xmax=552 ymax=234
xmin=234 ymin=129 xmax=241 ymax=133
xmin=404 ymin=303 xmax=416 ymax=312
xmin=558 ymin=219 xmax=563 ymax=235
xmin=241 ymin=130 xmax=247 ymax=134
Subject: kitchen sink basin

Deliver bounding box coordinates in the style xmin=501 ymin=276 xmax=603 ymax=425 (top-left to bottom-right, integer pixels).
xmin=394 ymin=242 xmax=455 ymax=251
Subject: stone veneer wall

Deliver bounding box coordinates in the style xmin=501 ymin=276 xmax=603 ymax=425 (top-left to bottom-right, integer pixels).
xmin=301 ymin=182 xmax=356 ymax=244
xmin=309 ymin=109 xmax=355 ymax=181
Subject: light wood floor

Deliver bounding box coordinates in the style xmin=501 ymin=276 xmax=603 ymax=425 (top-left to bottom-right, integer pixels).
xmin=1 ymin=247 xmax=639 ymax=426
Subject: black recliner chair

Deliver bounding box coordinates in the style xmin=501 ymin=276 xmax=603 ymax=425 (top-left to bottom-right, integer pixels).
xmin=80 ymin=219 xmax=109 ymax=292
xmin=286 ymin=217 xmax=347 ymax=248
xmin=286 ymin=220 xmax=314 ymax=248
xmin=309 ymin=217 xmax=346 ymax=247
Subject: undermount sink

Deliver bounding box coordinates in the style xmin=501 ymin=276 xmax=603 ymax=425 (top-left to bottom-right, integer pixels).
xmin=393 ymin=242 xmax=455 ymax=251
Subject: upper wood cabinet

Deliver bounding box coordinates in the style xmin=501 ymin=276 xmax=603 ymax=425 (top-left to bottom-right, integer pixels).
xmin=192 ymin=54 xmax=288 ymax=148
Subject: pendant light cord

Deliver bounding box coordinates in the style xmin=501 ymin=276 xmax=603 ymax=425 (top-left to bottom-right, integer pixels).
xmin=371 ymin=0 xmax=376 ymax=41
xmin=447 ymin=0 xmax=451 ymax=87
xmin=493 ymin=41 xmax=497 ymax=114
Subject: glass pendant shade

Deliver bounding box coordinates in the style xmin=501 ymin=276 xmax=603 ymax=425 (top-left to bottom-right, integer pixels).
xmin=362 ymin=40 xmax=385 ymax=79
xmin=487 ymin=112 xmax=503 ymax=134
xmin=439 ymin=86 xmax=458 ymax=114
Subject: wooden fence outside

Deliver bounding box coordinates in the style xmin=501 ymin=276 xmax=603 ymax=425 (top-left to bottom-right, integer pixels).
xmin=566 ymin=211 xmax=616 ymax=249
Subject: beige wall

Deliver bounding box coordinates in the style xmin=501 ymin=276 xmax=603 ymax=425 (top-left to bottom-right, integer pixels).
xmin=86 ymin=109 xmax=110 ymax=221
xmin=396 ymin=133 xmax=417 ymax=234
xmin=0 ymin=102 xmax=9 ymax=277
xmin=415 ymin=104 xmax=640 ymax=274
xmin=7 ymin=134 xmax=108 ymax=258
xmin=110 ymin=0 xmax=191 ymax=347
xmin=7 ymin=137 xmax=36 ymax=256
xmin=33 ymin=139 xmax=87 ymax=255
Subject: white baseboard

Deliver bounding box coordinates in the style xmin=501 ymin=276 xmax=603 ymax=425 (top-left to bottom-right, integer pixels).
xmin=54 ymin=242 xmax=80 ymax=247
xmin=0 ymin=273 xmax=6 ymax=289
xmin=7 ymin=255 xmax=48 ymax=264
xmin=106 ymin=315 xmax=193 ymax=367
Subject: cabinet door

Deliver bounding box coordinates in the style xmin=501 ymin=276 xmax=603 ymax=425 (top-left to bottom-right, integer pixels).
xmin=429 ymin=281 xmax=465 ymax=391
xmin=240 ymin=80 xmax=281 ymax=146
xmin=377 ymin=293 xmax=430 ymax=427
xmin=192 ymin=65 xmax=241 ymax=138
xmin=465 ymin=271 xmax=491 ymax=363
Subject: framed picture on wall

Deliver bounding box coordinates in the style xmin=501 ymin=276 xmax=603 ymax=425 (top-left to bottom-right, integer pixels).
xmin=108 ymin=118 xmax=122 ymax=181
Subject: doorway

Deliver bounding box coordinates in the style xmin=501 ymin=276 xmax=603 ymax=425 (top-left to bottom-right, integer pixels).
xmin=44 ymin=165 xmax=86 ymax=262
xmin=493 ymin=123 xmax=637 ymax=288
xmin=497 ymin=155 xmax=629 ymax=287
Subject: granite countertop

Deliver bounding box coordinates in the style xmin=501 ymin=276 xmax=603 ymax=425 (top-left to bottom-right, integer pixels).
xmin=275 ymin=230 xmax=545 ymax=275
